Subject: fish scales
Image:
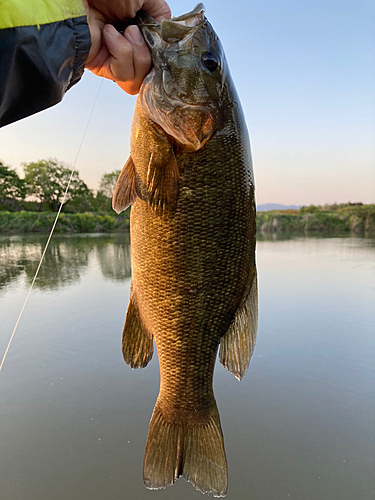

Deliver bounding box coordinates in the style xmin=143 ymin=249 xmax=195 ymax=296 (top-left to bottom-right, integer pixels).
xmin=113 ymin=3 xmax=257 ymax=497
xmin=131 ymin=106 xmax=254 ymax=412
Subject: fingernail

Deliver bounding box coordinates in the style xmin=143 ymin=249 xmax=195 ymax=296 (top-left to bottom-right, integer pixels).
xmin=105 ymin=24 xmax=120 ymax=37
xmin=126 ymin=25 xmax=143 ymax=44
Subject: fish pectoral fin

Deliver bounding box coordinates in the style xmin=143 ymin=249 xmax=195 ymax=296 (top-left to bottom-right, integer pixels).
xmin=147 ymin=143 xmax=179 ymax=211
xmin=112 ymin=156 xmax=138 ymax=214
xmin=219 ymin=268 xmax=258 ymax=381
xmin=122 ymin=290 xmax=153 ymax=369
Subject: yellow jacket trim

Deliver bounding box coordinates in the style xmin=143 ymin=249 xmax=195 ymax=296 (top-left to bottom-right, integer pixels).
xmin=0 ymin=0 xmax=86 ymax=30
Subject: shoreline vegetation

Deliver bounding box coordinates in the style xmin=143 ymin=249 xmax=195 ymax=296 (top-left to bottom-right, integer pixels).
xmin=0 ymin=204 xmax=374 ymax=237
xmin=1 ymin=158 xmax=374 ymax=237
xmin=257 ymin=204 xmax=375 ymax=238
xmin=0 ymin=211 xmax=130 ymax=234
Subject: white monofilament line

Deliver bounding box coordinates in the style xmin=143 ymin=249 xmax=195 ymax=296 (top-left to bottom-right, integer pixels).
xmin=0 ymin=74 xmax=106 ymax=373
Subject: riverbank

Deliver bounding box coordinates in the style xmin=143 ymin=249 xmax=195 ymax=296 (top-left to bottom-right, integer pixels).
xmin=0 ymin=205 xmax=374 ymax=237
xmin=257 ymin=205 xmax=375 ymax=237
xmin=0 ymin=211 xmax=129 ymax=234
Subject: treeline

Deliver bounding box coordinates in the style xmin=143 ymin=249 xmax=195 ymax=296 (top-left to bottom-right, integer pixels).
xmin=1 ymin=159 xmax=374 ymax=236
xmin=0 ymin=158 xmax=120 ymax=213
xmin=257 ymin=203 xmax=375 ymax=237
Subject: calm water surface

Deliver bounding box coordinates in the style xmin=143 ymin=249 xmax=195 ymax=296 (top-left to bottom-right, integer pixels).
xmin=0 ymin=234 xmax=374 ymax=500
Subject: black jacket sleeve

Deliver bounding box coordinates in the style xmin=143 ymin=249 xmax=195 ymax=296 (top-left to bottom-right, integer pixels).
xmin=0 ymin=15 xmax=91 ymax=128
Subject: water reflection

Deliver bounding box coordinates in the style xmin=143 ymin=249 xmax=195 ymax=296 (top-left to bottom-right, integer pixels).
xmin=1 ymin=234 xmax=374 ymax=500
xmin=256 ymin=231 xmax=375 ymax=242
xmin=1 ymin=233 xmax=373 ymax=293
xmin=96 ymin=235 xmax=131 ymax=281
xmin=0 ymin=234 xmax=131 ymax=291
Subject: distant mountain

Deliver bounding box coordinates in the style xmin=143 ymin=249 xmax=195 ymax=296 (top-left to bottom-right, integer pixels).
xmin=256 ymin=203 xmax=301 ymax=212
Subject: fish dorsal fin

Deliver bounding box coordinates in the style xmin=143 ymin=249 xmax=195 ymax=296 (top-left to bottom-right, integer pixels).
xmin=219 ymin=269 xmax=258 ymax=380
xmin=146 ymin=137 xmax=179 ymax=211
xmin=112 ymin=156 xmax=137 ymax=214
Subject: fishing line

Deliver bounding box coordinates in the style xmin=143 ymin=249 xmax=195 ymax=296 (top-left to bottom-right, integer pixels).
xmin=0 ymin=72 xmax=107 ymax=373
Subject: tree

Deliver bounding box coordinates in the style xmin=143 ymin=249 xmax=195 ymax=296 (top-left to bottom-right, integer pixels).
xmin=92 ymin=169 xmax=122 ymax=213
xmin=92 ymin=189 xmax=112 ymax=213
xmin=64 ymin=189 xmax=96 ymax=213
xmin=23 ymin=159 xmax=90 ymax=212
xmin=0 ymin=161 xmax=26 ymax=210
xmin=99 ymin=170 xmax=121 ymax=199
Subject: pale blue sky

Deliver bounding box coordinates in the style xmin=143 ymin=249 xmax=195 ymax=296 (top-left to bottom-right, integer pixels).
xmin=0 ymin=0 xmax=374 ymax=205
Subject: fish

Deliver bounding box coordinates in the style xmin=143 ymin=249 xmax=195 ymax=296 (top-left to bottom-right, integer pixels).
xmin=112 ymin=3 xmax=258 ymax=497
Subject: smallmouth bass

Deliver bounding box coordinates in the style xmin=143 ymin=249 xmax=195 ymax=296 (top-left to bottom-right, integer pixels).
xmin=113 ymin=3 xmax=258 ymax=496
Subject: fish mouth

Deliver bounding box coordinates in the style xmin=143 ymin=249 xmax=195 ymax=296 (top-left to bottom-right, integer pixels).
xmin=136 ymin=4 xmax=208 ymax=106
xmin=135 ymin=11 xmax=160 ymax=50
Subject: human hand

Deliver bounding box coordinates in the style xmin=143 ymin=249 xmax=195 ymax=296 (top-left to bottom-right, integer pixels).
xmin=86 ymin=0 xmax=171 ymax=23
xmin=82 ymin=0 xmax=171 ymax=95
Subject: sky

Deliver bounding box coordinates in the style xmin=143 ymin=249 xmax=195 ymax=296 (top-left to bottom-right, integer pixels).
xmin=0 ymin=0 xmax=374 ymax=206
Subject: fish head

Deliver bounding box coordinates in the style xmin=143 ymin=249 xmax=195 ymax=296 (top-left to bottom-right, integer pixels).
xmin=137 ymin=3 xmax=227 ymax=151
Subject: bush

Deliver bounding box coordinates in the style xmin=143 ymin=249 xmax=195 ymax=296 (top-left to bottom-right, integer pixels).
xmin=257 ymin=204 xmax=375 ymax=236
xmin=0 ymin=211 xmax=130 ymax=234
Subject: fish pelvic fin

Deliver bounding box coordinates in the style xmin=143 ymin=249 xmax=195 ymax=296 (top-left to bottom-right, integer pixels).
xmin=143 ymin=400 xmax=227 ymax=497
xmin=112 ymin=156 xmax=138 ymax=214
xmin=219 ymin=268 xmax=258 ymax=381
xmin=122 ymin=289 xmax=153 ymax=368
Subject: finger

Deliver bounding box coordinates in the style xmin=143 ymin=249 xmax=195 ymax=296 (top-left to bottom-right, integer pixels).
xmin=86 ymin=0 xmax=133 ymax=21
xmin=102 ymin=24 xmax=135 ymax=82
xmin=121 ymin=25 xmax=151 ymax=94
xmin=141 ymin=0 xmax=171 ymax=22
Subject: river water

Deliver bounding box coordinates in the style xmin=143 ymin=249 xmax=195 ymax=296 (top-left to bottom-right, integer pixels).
xmin=0 ymin=233 xmax=374 ymax=500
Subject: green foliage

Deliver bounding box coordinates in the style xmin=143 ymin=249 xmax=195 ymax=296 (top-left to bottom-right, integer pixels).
xmin=1 ymin=157 xmax=373 ymax=236
xmin=91 ymin=189 xmax=113 ymax=213
xmin=63 ymin=190 xmax=96 ymax=214
xmin=0 ymin=211 xmax=129 ymax=234
xmin=0 ymin=159 xmax=125 ymax=215
xmin=0 ymin=161 xmax=26 ymax=210
xmin=23 ymin=158 xmax=90 ymax=212
xmin=90 ymin=169 xmax=122 ymax=213
xmin=299 ymin=205 xmax=321 ymax=214
xmin=257 ymin=203 xmax=375 ymax=237
xmin=99 ymin=170 xmax=121 ymax=199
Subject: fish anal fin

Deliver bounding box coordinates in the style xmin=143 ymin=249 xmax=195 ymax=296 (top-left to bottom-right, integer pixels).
xmin=147 ymin=144 xmax=179 ymax=211
xmin=219 ymin=269 xmax=258 ymax=380
xmin=143 ymin=400 xmax=227 ymax=497
xmin=112 ymin=156 xmax=137 ymax=214
xmin=122 ymin=290 xmax=153 ymax=369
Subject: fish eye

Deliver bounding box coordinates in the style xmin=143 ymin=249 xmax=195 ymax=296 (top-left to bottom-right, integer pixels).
xmin=202 ymin=52 xmax=219 ymax=72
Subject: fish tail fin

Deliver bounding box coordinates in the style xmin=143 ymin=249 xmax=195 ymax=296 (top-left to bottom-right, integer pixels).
xmin=143 ymin=399 xmax=227 ymax=497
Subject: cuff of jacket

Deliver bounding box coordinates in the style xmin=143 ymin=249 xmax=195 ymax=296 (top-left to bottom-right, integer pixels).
xmin=67 ymin=15 xmax=91 ymax=90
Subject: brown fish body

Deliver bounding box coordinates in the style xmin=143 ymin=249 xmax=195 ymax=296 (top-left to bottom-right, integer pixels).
xmin=131 ymin=84 xmax=255 ymax=406
xmin=113 ymin=4 xmax=257 ymax=496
